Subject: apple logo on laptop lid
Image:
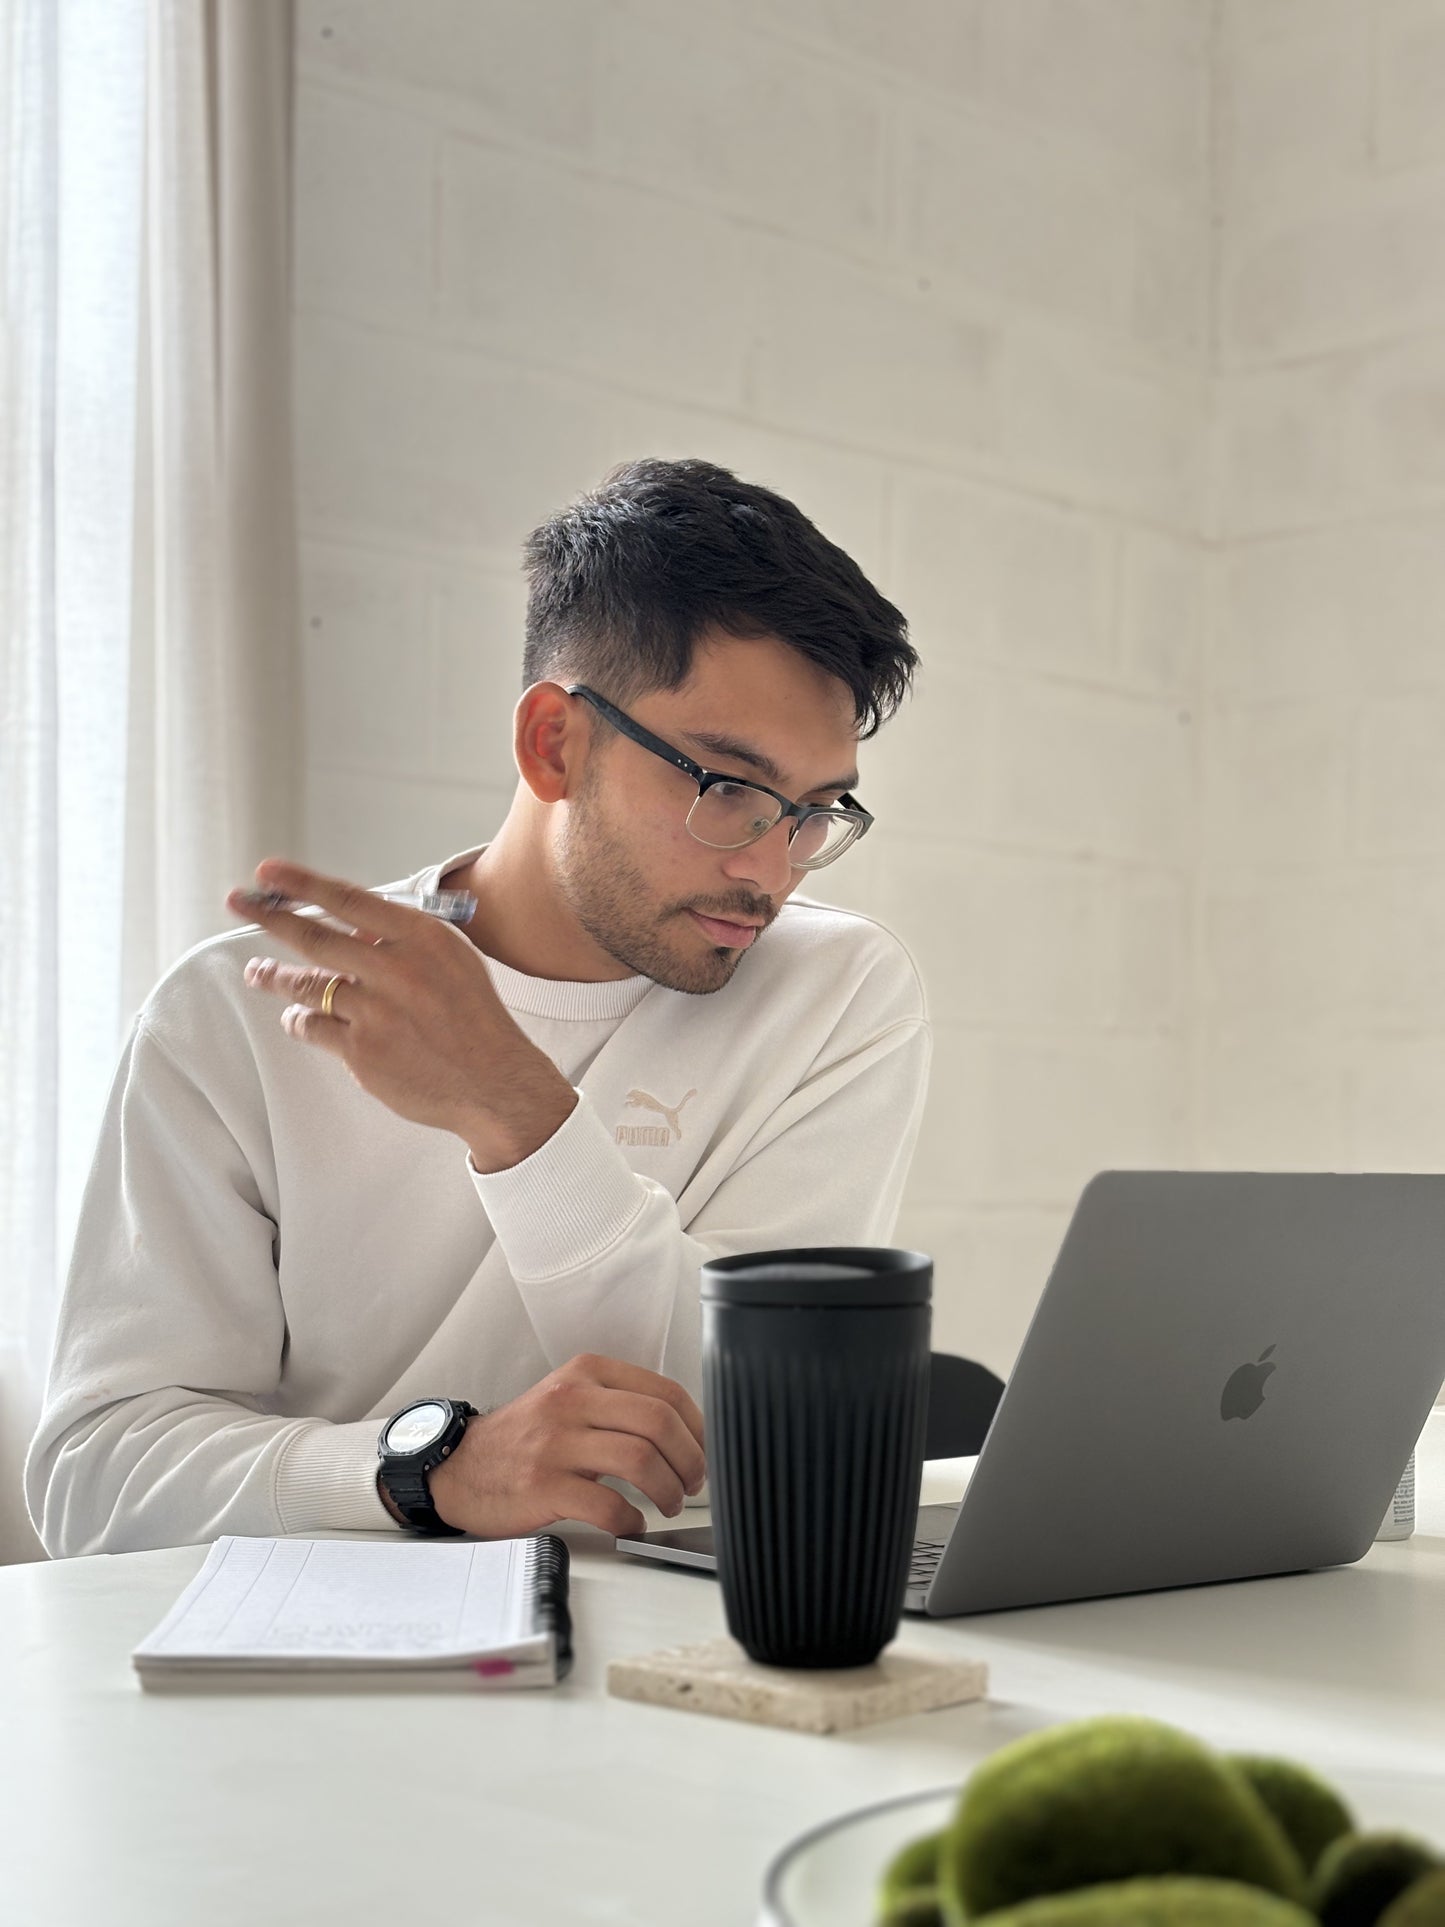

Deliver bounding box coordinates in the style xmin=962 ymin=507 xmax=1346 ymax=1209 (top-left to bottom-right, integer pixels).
xmin=1220 ymin=1344 xmax=1277 ymax=1422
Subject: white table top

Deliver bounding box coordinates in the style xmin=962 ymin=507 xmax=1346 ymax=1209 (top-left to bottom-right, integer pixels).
xmin=4 ymin=1413 xmax=1444 ymax=1927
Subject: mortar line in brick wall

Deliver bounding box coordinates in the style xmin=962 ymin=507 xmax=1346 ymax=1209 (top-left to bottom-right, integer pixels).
xmin=1184 ymin=564 xmax=1213 ymax=1175
xmin=307 ymin=759 xmax=515 ymax=799
xmin=1201 ymin=855 xmax=1445 ymax=879
xmin=882 ymin=843 xmax=1193 ymax=878
xmin=903 ymin=1193 xmax=1102 ymax=1215
xmin=1214 ymin=498 xmax=1445 ymax=545
xmin=1217 ymin=296 xmax=1445 ymax=375
xmin=1102 ymin=523 xmax=1127 ymax=682
xmin=299 ymin=530 xmax=525 ymax=586
xmin=883 ymin=830 xmax=1191 ymax=873
xmin=296 ymin=522 xmax=532 ymax=581
xmin=925 ymin=1031 xmax=1189 ymax=1055
xmin=877 ymin=469 xmax=895 ymax=591
xmin=911 ymin=658 xmax=1205 ymax=710
xmin=923 ymin=1200 xmax=1079 ymax=1217
xmin=1200 ymin=0 xmax=1226 ymax=563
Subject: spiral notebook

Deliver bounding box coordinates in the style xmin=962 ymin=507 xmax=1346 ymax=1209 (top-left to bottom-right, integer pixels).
xmin=132 ymin=1534 xmax=572 ymax=1692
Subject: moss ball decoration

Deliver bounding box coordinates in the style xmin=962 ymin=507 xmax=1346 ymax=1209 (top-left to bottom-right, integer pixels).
xmin=876 ymin=1889 xmax=946 ymax=1927
xmin=1379 ymin=1871 xmax=1445 ymax=1927
xmin=875 ymin=1829 xmax=946 ymax=1927
xmin=939 ymin=1716 xmax=1308 ymax=1920
xmin=1312 ymin=1833 xmax=1444 ymax=1927
xmin=879 ymin=1830 xmax=943 ymax=1901
xmin=960 ymin=1873 xmax=1319 ymax=1925
xmin=1227 ymin=1756 xmax=1355 ymax=1876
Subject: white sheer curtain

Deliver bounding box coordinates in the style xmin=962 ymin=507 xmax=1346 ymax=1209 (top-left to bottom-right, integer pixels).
xmin=0 ymin=0 xmax=300 ymax=1563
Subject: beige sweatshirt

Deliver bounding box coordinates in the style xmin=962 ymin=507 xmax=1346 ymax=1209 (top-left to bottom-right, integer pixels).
xmin=26 ymin=846 xmax=931 ymax=1557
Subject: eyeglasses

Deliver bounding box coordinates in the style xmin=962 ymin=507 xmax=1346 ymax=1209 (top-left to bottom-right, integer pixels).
xmin=566 ymin=685 xmax=873 ymax=870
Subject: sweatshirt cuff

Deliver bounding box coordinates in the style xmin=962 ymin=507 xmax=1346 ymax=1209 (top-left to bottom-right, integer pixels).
xmin=469 ymin=1089 xmax=649 ymax=1281
xmin=273 ymin=1417 xmax=399 ymax=1534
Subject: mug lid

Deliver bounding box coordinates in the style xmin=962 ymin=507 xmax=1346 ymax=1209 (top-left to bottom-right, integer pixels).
xmin=700 ymin=1246 xmax=932 ymax=1308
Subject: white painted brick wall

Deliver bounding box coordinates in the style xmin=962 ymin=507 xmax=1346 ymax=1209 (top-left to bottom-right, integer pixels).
xmin=1211 ymin=0 xmax=1445 ymax=1268
xmin=292 ymin=0 xmax=1208 ymax=1377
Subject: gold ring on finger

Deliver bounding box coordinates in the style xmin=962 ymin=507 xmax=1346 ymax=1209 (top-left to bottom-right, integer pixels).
xmin=320 ymin=974 xmax=345 ymax=1020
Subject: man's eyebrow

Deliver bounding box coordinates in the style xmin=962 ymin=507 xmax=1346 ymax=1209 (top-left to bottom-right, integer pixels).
xmin=680 ymin=729 xmax=859 ymax=794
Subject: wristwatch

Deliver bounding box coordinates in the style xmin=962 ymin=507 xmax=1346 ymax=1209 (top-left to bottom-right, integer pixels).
xmin=376 ymin=1397 xmax=478 ymax=1535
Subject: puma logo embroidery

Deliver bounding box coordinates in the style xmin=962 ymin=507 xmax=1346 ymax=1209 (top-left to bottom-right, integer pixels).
xmin=615 ymin=1087 xmax=697 ymax=1147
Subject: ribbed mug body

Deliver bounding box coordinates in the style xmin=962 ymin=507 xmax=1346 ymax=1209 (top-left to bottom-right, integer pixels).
xmin=702 ymin=1254 xmax=931 ymax=1669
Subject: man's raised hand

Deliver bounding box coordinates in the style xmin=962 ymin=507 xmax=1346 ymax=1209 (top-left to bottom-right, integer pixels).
xmin=228 ymin=858 xmax=577 ymax=1172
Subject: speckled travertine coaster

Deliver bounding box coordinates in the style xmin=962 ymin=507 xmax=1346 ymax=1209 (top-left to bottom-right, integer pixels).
xmin=606 ymin=1636 xmax=988 ymax=1734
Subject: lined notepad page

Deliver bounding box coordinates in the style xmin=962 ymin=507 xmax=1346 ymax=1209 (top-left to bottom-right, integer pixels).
xmin=135 ymin=1536 xmax=544 ymax=1664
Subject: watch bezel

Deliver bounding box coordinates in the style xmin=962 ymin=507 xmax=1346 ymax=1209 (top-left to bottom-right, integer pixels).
xmin=377 ymin=1398 xmax=478 ymax=1536
xmin=381 ymin=1399 xmax=451 ymax=1459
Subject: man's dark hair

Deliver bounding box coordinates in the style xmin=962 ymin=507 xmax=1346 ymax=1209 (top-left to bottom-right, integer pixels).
xmin=520 ymin=457 xmax=917 ymax=740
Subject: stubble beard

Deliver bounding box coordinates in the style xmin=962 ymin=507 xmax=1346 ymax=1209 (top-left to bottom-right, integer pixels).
xmin=555 ymin=787 xmax=745 ymax=996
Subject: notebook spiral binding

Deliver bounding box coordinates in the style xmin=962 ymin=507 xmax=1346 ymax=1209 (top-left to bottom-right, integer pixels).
xmin=527 ymin=1534 xmax=574 ymax=1679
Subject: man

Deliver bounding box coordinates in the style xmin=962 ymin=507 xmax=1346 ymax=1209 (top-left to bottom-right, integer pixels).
xmin=26 ymin=457 xmax=929 ymax=1557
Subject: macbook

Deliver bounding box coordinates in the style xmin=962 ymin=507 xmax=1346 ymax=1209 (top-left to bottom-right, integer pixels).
xmin=617 ymin=1172 xmax=1445 ymax=1615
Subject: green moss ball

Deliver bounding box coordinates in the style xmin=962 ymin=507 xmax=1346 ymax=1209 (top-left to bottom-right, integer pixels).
xmin=875 ymin=1888 xmax=947 ymax=1927
xmin=1227 ymin=1756 xmax=1354 ymax=1874
xmin=940 ymin=1717 xmax=1307 ymax=1920
xmin=880 ymin=1830 xmax=943 ymax=1902
xmin=965 ymin=1874 xmax=1317 ymax=1925
xmin=1313 ymin=1833 xmax=1444 ymax=1927
xmin=1379 ymin=1870 xmax=1445 ymax=1927
xmin=876 ymin=1830 xmax=946 ymax=1926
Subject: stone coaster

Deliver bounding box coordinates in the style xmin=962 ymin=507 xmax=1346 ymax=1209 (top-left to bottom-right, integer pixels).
xmin=606 ymin=1636 xmax=988 ymax=1735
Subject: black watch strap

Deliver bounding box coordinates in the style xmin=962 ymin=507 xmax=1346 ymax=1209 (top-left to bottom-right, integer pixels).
xmin=378 ymin=1399 xmax=478 ymax=1537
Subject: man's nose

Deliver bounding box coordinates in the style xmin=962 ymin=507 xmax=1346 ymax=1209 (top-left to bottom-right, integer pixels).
xmin=721 ymin=817 xmax=795 ymax=896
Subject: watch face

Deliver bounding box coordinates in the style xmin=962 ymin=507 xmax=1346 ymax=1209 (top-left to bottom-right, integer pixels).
xmin=385 ymin=1401 xmax=449 ymax=1457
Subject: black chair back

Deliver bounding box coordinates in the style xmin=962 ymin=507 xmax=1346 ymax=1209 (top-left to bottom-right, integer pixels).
xmin=924 ymin=1352 xmax=1005 ymax=1459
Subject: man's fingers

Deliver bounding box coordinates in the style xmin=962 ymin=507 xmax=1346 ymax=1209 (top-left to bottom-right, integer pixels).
xmin=244 ymin=958 xmax=356 ymax=1017
xmin=577 ymin=1428 xmax=687 ymax=1517
xmin=578 ymin=1389 xmax=705 ymax=1498
xmin=279 ymin=1003 xmax=349 ymax=1053
xmin=226 ymin=889 xmax=375 ymax=970
xmin=252 ymin=859 xmax=413 ymax=940
xmin=552 ymin=1475 xmax=646 ymax=1540
xmin=571 ymin=1354 xmax=706 ymax=1452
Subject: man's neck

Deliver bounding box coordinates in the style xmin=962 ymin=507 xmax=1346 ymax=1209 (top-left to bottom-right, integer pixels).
xmin=441 ymin=830 xmax=637 ymax=984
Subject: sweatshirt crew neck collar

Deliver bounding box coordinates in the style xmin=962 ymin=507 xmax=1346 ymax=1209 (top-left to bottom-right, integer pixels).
xmin=410 ymin=847 xmax=656 ymax=1025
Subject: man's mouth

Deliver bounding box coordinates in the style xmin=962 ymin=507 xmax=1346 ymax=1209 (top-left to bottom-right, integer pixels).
xmin=688 ymin=910 xmax=764 ymax=949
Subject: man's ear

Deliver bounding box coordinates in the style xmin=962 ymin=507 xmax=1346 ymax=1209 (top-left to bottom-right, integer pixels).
xmin=514 ymin=681 xmax=586 ymax=803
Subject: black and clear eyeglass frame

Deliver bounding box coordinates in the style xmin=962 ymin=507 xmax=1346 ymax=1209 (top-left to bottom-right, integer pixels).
xmin=565 ymin=683 xmax=874 ymax=869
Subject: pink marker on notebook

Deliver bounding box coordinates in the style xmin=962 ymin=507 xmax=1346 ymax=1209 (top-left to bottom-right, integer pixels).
xmin=474 ymin=1658 xmax=516 ymax=1679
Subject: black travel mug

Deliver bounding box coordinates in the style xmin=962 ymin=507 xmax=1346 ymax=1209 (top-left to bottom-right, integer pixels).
xmin=701 ymin=1246 xmax=932 ymax=1669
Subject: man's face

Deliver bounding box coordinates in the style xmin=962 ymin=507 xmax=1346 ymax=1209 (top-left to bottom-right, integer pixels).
xmin=554 ymin=632 xmax=863 ymax=995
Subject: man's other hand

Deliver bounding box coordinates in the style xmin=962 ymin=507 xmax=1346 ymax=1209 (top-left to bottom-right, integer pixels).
xmin=424 ymin=1355 xmax=706 ymax=1540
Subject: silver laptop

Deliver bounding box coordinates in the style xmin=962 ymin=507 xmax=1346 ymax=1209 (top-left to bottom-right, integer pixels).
xmin=617 ymin=1172 xmax=1445 ymax=1615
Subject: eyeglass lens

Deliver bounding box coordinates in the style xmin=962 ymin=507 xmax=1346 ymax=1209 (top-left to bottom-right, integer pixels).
xmin=685 ymin=782 xmax=859 ymax=867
